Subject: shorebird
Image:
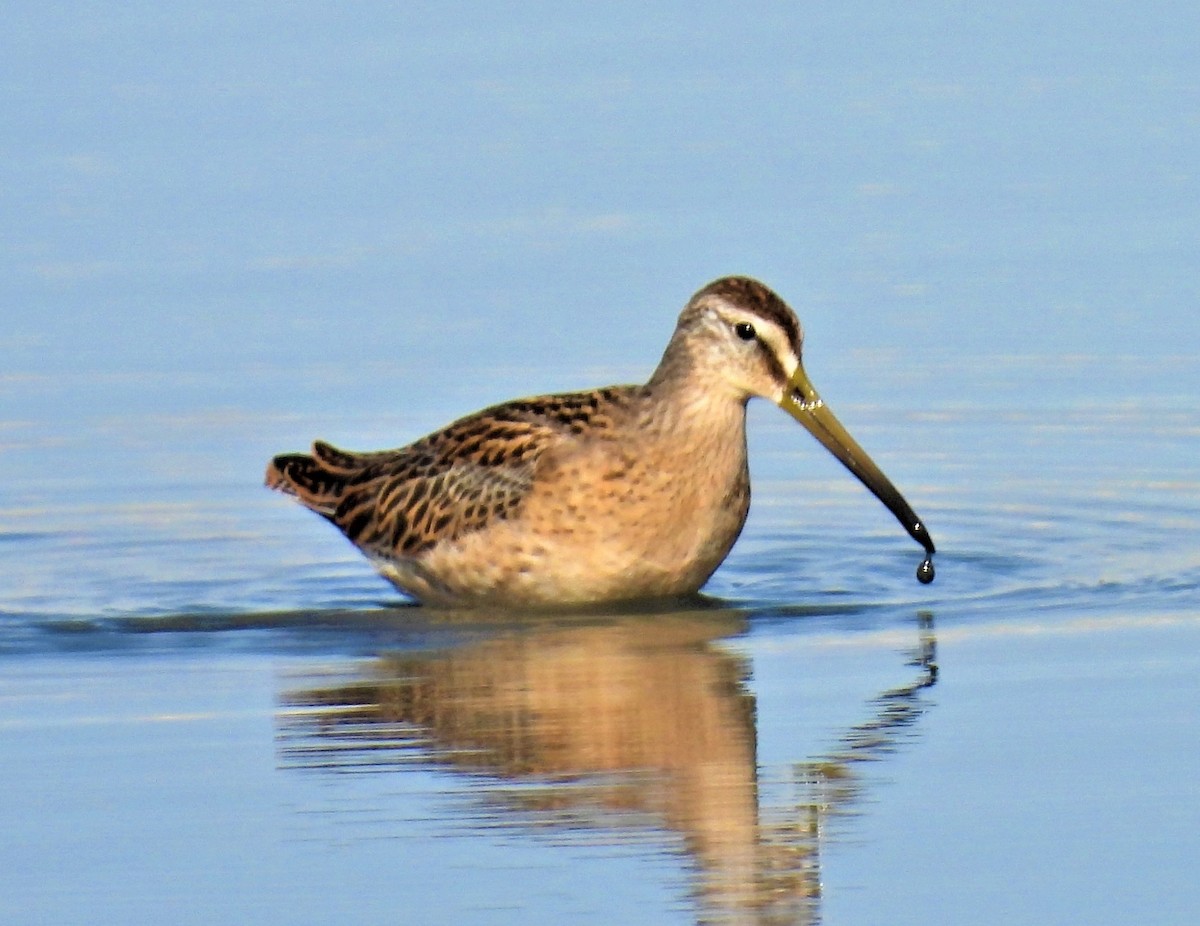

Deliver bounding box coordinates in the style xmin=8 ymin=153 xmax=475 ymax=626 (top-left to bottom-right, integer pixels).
xmin=266 ymin=276 xmax=935 ymax=607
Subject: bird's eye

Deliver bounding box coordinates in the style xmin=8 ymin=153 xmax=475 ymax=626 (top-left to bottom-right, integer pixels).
xmin=734 ymin=322 xmax=756 ymax=341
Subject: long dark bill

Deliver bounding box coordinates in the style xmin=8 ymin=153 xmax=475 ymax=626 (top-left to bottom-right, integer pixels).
xmin=779 ymin=364 xmax=935 ymax=557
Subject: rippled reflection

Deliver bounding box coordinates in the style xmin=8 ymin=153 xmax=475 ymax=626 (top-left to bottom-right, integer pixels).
xmin=278 ymin=610 xmax=937 ymax=925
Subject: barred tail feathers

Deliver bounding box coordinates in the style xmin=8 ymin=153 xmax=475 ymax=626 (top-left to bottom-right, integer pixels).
xmin=265 ymin=441 xmax=364 ymax=517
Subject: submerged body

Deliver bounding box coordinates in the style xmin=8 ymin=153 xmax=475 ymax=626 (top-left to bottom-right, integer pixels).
xmin=266 ymin=276 xmax=935 ymax=607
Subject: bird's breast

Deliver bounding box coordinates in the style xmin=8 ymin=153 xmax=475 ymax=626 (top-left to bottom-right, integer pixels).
xmin=409 ymin=396 xmax=752 ymax=605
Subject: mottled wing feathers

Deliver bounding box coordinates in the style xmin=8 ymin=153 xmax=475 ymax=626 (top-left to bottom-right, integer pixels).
xmin=266 ymin=387 xmax=632 ymax=560
xmin=327 ymin=437 xmax=539 ymax=559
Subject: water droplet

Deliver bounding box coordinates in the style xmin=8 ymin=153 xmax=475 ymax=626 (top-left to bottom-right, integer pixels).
xmin=917 ymin=556 xmax=935 ymax=584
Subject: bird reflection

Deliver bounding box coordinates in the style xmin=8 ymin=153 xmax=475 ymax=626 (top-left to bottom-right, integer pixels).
xmin=278 ymin=609 xmax=936 ymax=925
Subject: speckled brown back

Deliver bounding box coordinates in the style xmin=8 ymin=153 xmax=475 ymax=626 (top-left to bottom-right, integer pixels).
xmin=266 ymin=386 xmax=637 ymax=560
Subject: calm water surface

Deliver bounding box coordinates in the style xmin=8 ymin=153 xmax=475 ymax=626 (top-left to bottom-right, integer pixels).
xmin=3 ymin=354 xmax=1198 ymax=925
xmin=4 ymin=3 xmax=1200 ymax=924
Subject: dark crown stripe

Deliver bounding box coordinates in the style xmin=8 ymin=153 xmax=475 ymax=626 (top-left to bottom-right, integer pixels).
xmin=694 ymin=276 xmax=801 ymax=352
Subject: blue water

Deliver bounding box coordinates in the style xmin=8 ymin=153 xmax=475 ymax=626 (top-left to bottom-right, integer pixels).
xmin=4 ymin=3 xmax=1200 ymax=924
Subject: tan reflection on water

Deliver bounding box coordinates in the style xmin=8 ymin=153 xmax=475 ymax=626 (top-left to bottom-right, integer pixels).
xmin=278 ymin=610 xmax=936 ymax=925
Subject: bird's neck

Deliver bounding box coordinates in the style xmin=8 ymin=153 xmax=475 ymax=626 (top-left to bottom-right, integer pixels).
xmin=638 ymin=368 xmax=749 ymax=452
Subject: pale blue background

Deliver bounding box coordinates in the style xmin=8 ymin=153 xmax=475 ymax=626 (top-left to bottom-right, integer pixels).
xmin=6 ymin=2 xmax=1197 ymax=383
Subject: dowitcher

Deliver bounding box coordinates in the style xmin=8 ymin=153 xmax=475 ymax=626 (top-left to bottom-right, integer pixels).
xmin=266 ymin=276 xmax=935 ymax=607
